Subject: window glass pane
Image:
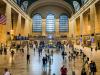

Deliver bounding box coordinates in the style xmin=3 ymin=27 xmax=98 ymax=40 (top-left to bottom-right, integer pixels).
xmin=32 ymin=14 xmax=42 ymax=32
xmin=46 ymin=14 xmax=55 ymax=32
xmin=59 ymin=15 xmax=68 ymax=32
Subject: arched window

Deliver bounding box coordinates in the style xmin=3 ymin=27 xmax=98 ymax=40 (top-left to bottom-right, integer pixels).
xmin=73 ymin=1 xmax=80 ymax=12
xmin=59 ymin=15 xmax=68 ymax=32
xmin=46 ymin=14 xmax=55 ymax=32
xmin=32 ymin=14 xmax=42 ymax=32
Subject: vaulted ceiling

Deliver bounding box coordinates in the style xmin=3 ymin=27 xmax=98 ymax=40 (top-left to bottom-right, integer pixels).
xmin=17 ymin=0 xmax=83 ymax=8
xmin=14 ymin=0 xmax=88 ymax=17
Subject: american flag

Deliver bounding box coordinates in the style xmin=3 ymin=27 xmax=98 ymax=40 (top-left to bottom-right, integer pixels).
xmin=0 ymin=14 xmax=6 ymax=25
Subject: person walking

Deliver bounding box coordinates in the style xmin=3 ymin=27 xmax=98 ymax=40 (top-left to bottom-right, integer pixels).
xmin=62 ymin=51 xmax=65 ymax=60
xmin=4 ymin=46 xmax=7 ymax=55
xmin=92 ymin=62 xmax=97 ymax=75
xmin=27 ymin=51 xmax=30 ymax=64
xmin=51 ymin=50 xmax=53 ymax=58
xmin=11 ymin=50 xmax=15 ymax=59
xmin=3 ymin=68 xmax=11 ymax=75
xmin=81 ymin=68 xmax=87 ymax=75
xmin=60 ymin=65 xmax=67 ymax=75
xmin=89 ymin=61 xmax=97 ymax=75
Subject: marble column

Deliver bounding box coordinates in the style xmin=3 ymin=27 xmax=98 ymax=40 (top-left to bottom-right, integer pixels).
xmin=95 ymin=3 xmax=100 ymax=33
xmin=80 ymin=14 xmax=84 ymax=45
xmin=42 ymin=19 xmax=46 ymax=36
xmin=90 ymin=5 xmax=95 ymax=34
xmin=73 ymin=20 xmax=77 ymax=43
xmin=5 ymin=4 xmax=11 ymax=42
xmin=16 ymin=13 xmax=21 ymax=36
xmin=24 ymin=19 xmax=30 ymax=36
xmin=55 ymin=19 xmax=59 ymax=37
xmin=74 ymin=20 xmax=76 ymax=36
xmin=29 ymin=19 xmax=32 ymax=36
xmin=24 ymin=19 xmax=27 ymax=36
xmin=68 ymin=19 xmax=72 ymax=37
xmin=80 ymin=14 xmax=84 ymax=35
xmin=90 ymin=4 xmax=96 ymax=48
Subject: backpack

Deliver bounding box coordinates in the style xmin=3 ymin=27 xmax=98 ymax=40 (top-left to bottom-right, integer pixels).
xmin=90 ymin=63 xmax=94 ymax=69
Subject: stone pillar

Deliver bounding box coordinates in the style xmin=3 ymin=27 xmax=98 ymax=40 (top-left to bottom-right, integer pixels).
xmin=73 ymin=20 xmax=77 ymax=43
xmin=42 ymin=19 xmax=46 ymax=36
xmin=80 ymin=14 xmax=84 ymax=35
xmin=55 ymin=19 xmax=59 ymax=37
xmin=74 ymin=20 xmax=76 ymax=37
xmin=16 ymin=13 xmax=21 ymax=36
xmin=6 ymin=4 xmax=11 ymax=42
xmin=90 ymin=4 xmax=96 ymax=48
xmin=90 ymin=5 xmax=95 ymax=34
xmin=24 ymin=19 xmax=29 ymax=36
xmin=24 ymin=19 xmax=26 ymax=36
xmin=80 ymin=14 xmax=84 ymax=45
xmin=68 ymin=19 xmax=72 ymax=37
xmin=29 ymin=19 xmax=32 ymax=36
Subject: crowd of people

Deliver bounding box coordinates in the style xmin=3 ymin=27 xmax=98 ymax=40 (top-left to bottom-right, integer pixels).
xmin=0 ymin=40 xmax=97 ymax=75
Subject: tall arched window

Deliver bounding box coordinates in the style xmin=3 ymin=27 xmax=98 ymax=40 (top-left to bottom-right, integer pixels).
xmin=59 ymin=15 xmax=68 ymax=32
xmin=32 ymin=14 xmax=42 ymax=32
xmin=46 ymin=14 xmax=55 ymax=32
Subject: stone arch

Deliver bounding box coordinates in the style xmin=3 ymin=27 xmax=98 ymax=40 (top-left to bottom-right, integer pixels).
xmin=27 ymin=0 xmax=74 ymax=18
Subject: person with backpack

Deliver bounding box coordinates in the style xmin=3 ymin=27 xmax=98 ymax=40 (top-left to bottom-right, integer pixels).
xmin=89 ymin=61 xmax=97 ymax=75
xmin=93 ymin=62 xmax=97 ymax=75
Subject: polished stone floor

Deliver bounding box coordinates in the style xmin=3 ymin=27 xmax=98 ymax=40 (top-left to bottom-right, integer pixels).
xmin=0 ymin=45 xmax=100 ymax=75
xmin=74 ymin=45 xmax=100 ymax=75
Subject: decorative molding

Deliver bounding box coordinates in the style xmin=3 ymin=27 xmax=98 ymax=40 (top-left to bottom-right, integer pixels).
xmin=70 ymin=0 xmax=99 ymax=21
xmin=2 ymin=0 xmax=31 ymax=20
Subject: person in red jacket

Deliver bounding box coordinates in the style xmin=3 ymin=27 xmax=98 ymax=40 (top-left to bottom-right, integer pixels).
xmin=60 ymin=65 xmax=67 ymax=75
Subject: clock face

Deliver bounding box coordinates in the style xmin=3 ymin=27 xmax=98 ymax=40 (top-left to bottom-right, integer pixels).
xmin=73 ymin=1 xmax=80 ymax=12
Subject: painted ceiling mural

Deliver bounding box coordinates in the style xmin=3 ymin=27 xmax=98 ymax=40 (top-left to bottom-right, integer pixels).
xmin=14 ymin=0 xmax=88 ymax=12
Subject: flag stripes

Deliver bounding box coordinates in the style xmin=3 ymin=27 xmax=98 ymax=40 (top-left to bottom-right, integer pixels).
xmin=0 ymin=14 xmax=6 ymax=25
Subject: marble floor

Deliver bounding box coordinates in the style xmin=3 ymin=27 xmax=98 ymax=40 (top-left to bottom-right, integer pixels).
xmin=0 ymin=45 xmax=99 ymax=75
